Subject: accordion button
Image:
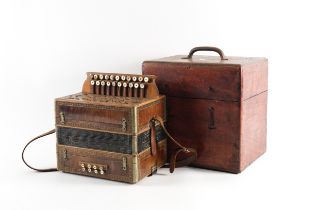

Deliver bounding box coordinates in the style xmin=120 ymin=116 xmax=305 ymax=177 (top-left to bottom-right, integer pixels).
xmin=100 ymin=170 xmax=104 ymax=175
xmin=138 ymin=76 xmax=143 ymax=82
xmin=106 ymin=81 xmax=111 ymax=86
xmin=126 ymin=76 xmax=131 ymax=81
xmin=123 ymin=82 xmax=127 ymax=87
xmin=88 ymin=168 xmax=92 ymax=173
xmin=94 ymin=170 xmax=98 ymax=174
xmin=99 ymin=74 xmax=104 ymax=80
xmin=93 ymin=74 xmax=98 ymax=80
xmin=121 ymin=75 xmax=126 ymax=81
xmin=96 ymin=81 xmax=100 ymax=86
xmin=117 ymin=82 xmax=122 ymax=87
xmin=93 ymin=165 xmax=97 ymax=170
xmin=104 ymin=75 xmax=109 ymax=80
xmin=132 ymin=76 xmax=137 ymax=82
xmin=87 ymin=164 xmax=91 ymax=169
xmin=134 ymin=83 xmax=139 ymax=88
xmin=90 ymin=80 xmax=95 ymax=85
xmin=101 ymin=81 xmax=105 ymax=86
xmin=81 ymin=163 xmax=85 ymax=167
xmin=140 ymin=83 xmax=145 ymax=89
xmin=128 ymin=83 xmax=133 ymax=88
xmin=112 ymin=82 xmax=116 ymax=86
xmin=115 ymin=75 xmax=120 ymax=81
xmin=81 ymin=168 xmax=86 ymax=172
xmin=144 ymin=77 xmax=149 ymax=82
xmin=110 ymin=75 xmax=114 ymax=80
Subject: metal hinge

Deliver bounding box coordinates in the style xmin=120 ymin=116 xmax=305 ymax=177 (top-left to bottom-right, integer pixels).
xmin=122 ymin=157 xmax=127 ymax=171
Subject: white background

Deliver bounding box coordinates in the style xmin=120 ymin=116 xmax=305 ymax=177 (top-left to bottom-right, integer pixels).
xmin=0 ymin=0 xmax=312 ymax=209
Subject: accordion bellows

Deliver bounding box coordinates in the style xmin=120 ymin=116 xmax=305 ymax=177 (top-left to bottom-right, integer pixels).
xmin=55 ymin=73 xmax=167 ymax=183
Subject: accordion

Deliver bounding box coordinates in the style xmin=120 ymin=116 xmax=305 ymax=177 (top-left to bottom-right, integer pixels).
xmin=23 ymin=72 xmax=196 ymax=183
xmin=56 ymin=73 xmax=167 ymax=183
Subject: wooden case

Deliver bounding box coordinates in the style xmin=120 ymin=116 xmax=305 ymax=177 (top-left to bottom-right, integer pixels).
xmin=142 ymin=47 xmax=268 ymax=173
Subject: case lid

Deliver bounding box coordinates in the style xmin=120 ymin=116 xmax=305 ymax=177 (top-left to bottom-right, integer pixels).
xmin=143 ymin=47 xmax=268 ymax=101
xmin=146 ymin=55 xmax=266 ymax=66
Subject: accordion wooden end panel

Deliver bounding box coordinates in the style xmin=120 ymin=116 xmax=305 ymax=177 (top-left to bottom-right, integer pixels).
xmin=57 ymin=141 xmax=166 ymax=183
xmin=55 ymin=73 xmax=167 ymax=183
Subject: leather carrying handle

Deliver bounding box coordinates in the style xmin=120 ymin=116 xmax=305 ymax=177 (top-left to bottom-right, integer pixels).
xmin=152 ymin=116 xmax=197 ymax=173
xmin=22 ymin=129 xmax=58 ymax=172
xmin=186 ymin=46 xmax=228 ymax=60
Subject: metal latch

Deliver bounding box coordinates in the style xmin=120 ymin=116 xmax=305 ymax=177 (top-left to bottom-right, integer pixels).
xmin=208 ymin=107 xmax=216 ymax=129
xmin=60 ymin=112 xmax=65 ymax=124
xmin=63 ymin=149 xmax=67 ymax=160
xmin=122 ymin=157 xmax=127 ymax=171
xmin=121 ymin=118 xmax=127 ymax=131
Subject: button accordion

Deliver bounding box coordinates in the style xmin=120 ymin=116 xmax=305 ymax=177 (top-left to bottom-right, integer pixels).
xmin=55 ymin=72 xmax=167 ymax=183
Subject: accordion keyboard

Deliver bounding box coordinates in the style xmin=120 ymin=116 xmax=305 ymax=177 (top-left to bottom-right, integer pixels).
xmin=82 ymin=72 xmax=159 ymax=99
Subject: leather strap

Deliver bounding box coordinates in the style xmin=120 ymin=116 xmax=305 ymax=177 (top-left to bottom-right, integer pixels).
xmin=152 ymin=116 xmax=197 ymax=173
xmin=22 ymin=129 xmax=58 ymax=172
xmin=24 ymin=119 xmax=197 ymax=174
xmin=149 ymin=121 xmax=157 ymax=156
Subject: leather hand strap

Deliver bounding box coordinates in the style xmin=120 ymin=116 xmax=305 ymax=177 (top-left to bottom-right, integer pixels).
xmin=152 ymin=116 xmax=197 ymax=173
xmin=22 ymin=129 xmax=58 ymax=172
xmin=24 ymin=119 xmax=197 ymax=174
xmin=149 ymin=121 xmax=157 ymax=156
